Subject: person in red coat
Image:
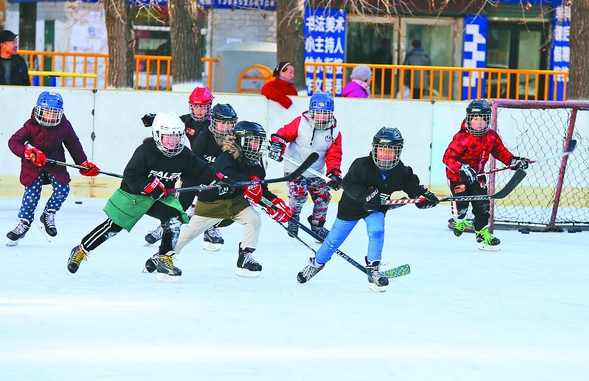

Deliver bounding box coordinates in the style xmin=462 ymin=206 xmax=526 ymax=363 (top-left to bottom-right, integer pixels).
xmin=261 ymin=61 xmax=298 ymax=109
xmin=6 ymin=91 xmax=99 ymax=246
xmin=443 ymin=99 xmax=529 ymax=251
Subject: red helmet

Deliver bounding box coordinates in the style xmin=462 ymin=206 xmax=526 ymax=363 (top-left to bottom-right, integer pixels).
xmin=188 ymin=87 xmax=213 ymax=122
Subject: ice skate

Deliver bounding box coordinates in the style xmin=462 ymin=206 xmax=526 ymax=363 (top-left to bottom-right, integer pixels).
xmin=297 ymin=257 xmax=324 ymax=284
xmin=156 ymin=251 xmax=182 ymax=282
xmin=203 ymin=226 xmax=224 ymax=251
xmin=366 ymin=257 xmax=389 ymax=293
xmin=144 ymin=225 xmax=163 ymax=245
xmin=308 ymin=216 xmax=329 ymax=243
xmin=67 ymin=245 xmax=88 ymax=274
xmin=236 ymin=245 xmax=262 ymax=277
xmin=475 ymin=227 xmax=501 ymax=251
xmin=38 ymin=209 xmax=57 ymax=242
xmin=143 ymin=253 xmax=159 ymax=273
xmin=287 ymin=219 xmax=298 ymax=238
xmin=6 ymin=219 xmax=31 ymax=246
xmin=452 ymin=219 xmax=474 ymax=237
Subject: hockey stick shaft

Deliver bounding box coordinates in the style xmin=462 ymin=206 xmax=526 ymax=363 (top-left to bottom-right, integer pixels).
xmin=481 ymin=139 xmax=577 ymax=175
xmin=46 ymin=158 xmax=123 ymax=178
xmin=282 ymin=155 xmax=331 ymax=182
xmin=384 ymin=168 xmax=527 ymax=205
xmin=173 ymin=152 xmax=320 ymax=193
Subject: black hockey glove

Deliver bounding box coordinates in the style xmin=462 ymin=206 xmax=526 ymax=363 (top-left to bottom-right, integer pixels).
xmin=268 ymin=134 xmax=287 ymax=162
xmin=141 ymin=113 xmax=156 ymax=127
xmin=360 ymin=186 xmax=382 ymax=213
xmin=326 ymin=169 xmax=343 ymax=191
xmin=511 ymin=156 xmax=530 ymax=170
xmin=416 ymin=189 xmax=439 ymax=209
xmin=459 ymin=164 xmax=478 ymax=185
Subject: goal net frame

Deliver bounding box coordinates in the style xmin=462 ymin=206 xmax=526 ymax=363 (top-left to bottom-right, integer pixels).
xmin=489 ymin=99 xmax=589 ymax=232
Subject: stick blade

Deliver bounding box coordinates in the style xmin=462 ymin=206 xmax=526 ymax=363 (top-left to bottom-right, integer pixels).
xmin=566 ymin=139 xmax=577 ymax=154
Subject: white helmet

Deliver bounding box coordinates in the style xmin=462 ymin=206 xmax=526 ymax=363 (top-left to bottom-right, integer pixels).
xmin=152 ymin=112 xmax=185 ymax=157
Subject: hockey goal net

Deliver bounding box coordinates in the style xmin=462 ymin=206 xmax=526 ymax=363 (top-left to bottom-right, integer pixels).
xmin=488 ymin=100 xmax=589 ymax=232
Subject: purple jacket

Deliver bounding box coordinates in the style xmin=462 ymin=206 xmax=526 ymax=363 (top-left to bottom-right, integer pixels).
xmin=342 ymin=81 xmax=369 ymax=98
xmin=8 ymin=110 xmax=88 ymax=187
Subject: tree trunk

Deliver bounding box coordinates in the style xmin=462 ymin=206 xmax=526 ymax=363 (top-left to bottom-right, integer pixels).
xmin=103 ymin=0 xmax=135 ymax=89
xmin=168 ymin=0 xmax=206 ymax=91
xmin=276 ymin=0 xmax=306 ymax=92
xmin=568 ymin=0 xmax=589 ymax=100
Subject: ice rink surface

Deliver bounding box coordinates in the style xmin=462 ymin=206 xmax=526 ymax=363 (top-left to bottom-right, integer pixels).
xmin=1 ymin=196 xmax=587 ymax=381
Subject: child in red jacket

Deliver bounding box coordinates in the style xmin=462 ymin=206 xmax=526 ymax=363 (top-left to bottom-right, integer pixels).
xmin=7 ymin=91 xmax=99 ymax=246
xmin=442 ymin=99 xmax=529 ymax=251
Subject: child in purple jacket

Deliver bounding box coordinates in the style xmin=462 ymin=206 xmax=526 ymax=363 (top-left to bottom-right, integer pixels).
xmin=6 ymin=91 xmax=99 ymax=246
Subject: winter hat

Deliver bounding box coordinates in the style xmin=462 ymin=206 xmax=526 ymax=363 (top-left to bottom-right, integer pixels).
xmin=350 ymin=65 xmax=372 ymax=82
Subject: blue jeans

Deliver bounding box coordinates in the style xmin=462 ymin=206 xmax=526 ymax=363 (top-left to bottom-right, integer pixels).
xmin=315 ymin=211 xmax=385 ymax=264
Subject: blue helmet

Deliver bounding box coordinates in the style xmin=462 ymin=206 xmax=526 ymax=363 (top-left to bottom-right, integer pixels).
xmin=308 ymin=92 xmax=335 ymax=130
xmin=34 ymin=91 xmax=64 ymax=127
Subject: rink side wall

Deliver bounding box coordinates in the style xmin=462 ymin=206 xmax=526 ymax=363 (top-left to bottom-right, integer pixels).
xmin=0 ymin=87 xmax=472 ymax=199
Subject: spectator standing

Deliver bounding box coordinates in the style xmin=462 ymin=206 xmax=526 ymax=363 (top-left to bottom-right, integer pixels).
xmin=403 ymin=39 xmax=431 ymax=99
xmin=342 ymin=65 xmax=372 ymax=98
xmin=0 ymin=30 xmax=30 ymax=86
xmin=261 ymin=61 xmax=298 ymax=109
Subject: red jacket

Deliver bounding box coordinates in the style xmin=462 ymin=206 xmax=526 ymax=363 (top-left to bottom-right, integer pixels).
xmin=8 ymin=111 xmax=88 ymax=187
xmin=443 ymin=120 xmax=514 ymax=182
xmin=261 ymin=78 xmax=298 ymax=109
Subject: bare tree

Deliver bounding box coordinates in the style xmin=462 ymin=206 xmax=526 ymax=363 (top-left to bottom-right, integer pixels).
xmin=568 ymin=0 xmax=589 ymax=100
xmin=104 ymin=0 xmax=135 ymax=89
xmin=168 ymin=0 xmax=206 ymax=91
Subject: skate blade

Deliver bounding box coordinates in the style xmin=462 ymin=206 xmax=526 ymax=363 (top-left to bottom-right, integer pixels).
xmin=369 ymin=283 xmax=387 ymax=293
xmin=236 ymin=268 xmax=261 ymax=277
xmin=6 ymin=238 xmax=20 ymax=247
xmin=37 ymin=222 xmax=54 ymax=243
xmin=155 ymin=273 xmax=181 ymax=283
xmin=203 ymin=242 xmax=223 ymax=252
xmin=478 ymin=243 xmax=501 ymax=252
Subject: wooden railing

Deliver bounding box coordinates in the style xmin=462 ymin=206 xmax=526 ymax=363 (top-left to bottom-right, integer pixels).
xmin=18 ymin=50 xmax=568 ymax=101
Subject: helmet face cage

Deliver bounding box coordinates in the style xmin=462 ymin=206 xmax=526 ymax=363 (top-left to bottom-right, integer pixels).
xmin=308 ymin=92 xmax=335 ymax=130
xmin=371 ymin=127 xmax=404 ymax=171
xmin=34 ymin=91 xmax=64 ymax=127
xmin=210 ymin=104 xmax=238 ymax=142
xmin=466 ymin=99 xmax=492 ymax=136
xmin=152 ymin=112 xmax=186 ymax=157
xmin=235 ymin=121 xmax=267 ymax=161
xmin=189 ymin=87 xmax=213 ymax=122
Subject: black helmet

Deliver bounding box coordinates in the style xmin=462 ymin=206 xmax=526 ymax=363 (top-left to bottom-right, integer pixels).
xmin=210 ymin=103 xmax=238 ymax=142
xmin=234 ymin=121 xmax=267 ymax=161
xmin=465 ymin=99 xmax=491 ymax=136
xmin=372 ymin=127 xmax=403 ymax=170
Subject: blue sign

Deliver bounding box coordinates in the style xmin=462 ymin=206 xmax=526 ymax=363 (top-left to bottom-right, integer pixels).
xmin=198 ymin=0 xmax=275 ymax=10
xmin=304 ymin=8 xmax=346 ymax=96
xmin=461 ymin=15 xmax=487 ymax=100
xmin=549 ymin=5 xmax=570 ymax=101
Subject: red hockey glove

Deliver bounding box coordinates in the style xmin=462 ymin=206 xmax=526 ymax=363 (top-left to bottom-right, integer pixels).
xmin=79 ymin=160 xmax=100 ymax=177
xmin=265 ymin=197 xmax=292 ymax=223
xmin=141 ymin=174 xmax=168 ymax=200
xmin=243 ymin=176 xmax=263 ymax=203
xmin=268 ymin=134 xmax=287 ymax=162
xmin=24 ymin=144 xmax=47 ymax=167
xmin=326 ymin=168 xmax=343 ymax=190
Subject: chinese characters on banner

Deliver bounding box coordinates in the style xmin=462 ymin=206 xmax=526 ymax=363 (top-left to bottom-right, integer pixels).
xmin=197 ymin=0 xmax=276 ymax=10
xmin=304 ymin=8 xmax=346 ymax=96
xmin=461 ymin=15 xmax=487 ymax=100
xmin=549 ymin=5 xmax=570 ymax=101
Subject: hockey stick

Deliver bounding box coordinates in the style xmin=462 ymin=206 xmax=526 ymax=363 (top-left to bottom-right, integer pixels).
xmin=173 ymin=152 xmax=320 ymax=193
xmin=383 ymin=168 xmax=527 ymax=206
xmin=282 ymin=155 xmax=331 ymax=182
xmin=46 ymin=158 xmax=123 ymax=178
xmin=481 ymin=139 xmax=577 ymax=175
xmin=259 ymin=197 xmax=410 ymax=279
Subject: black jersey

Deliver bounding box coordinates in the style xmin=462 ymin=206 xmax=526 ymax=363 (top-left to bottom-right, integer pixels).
xmin=198 ymin=153 xmax=277 ymax=202
xmin=120 ymin=139 xmax=215 ymax=195
xmin=192 ymin=129 xmax=223 ymax=165
xmin=338 ymin=155 xmax=426 ymax=220
xmin=180 ymin=114 xmax=210 ymax=149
